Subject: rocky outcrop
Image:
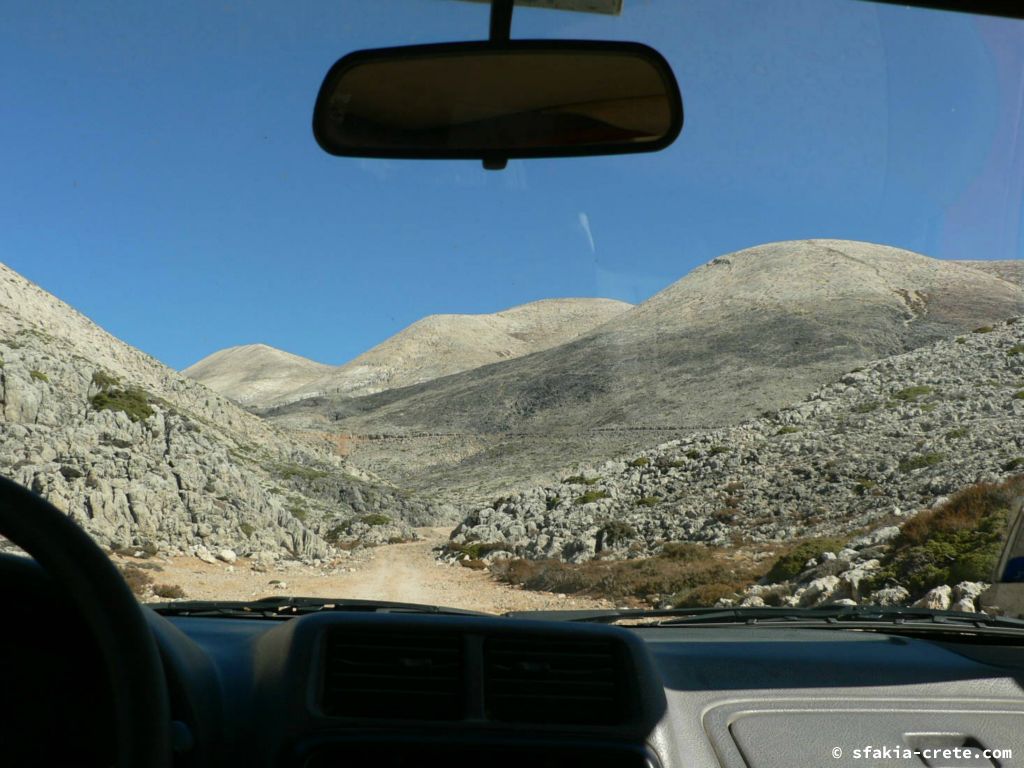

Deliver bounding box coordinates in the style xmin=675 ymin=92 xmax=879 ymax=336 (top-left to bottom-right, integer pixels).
xmin=0 ymin=262 xmax=428 ymax=559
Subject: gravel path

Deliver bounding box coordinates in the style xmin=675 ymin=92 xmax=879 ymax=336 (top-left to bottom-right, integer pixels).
xmin=130 ymin=528 xmax=613 ymax=615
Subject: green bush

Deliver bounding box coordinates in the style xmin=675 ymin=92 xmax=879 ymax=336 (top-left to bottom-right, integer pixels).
xmin=91 ymin=370 xmax=120 ymax=389
xmin=598 ymin=520 xmax=637 ymax=546
xmin=29 ymin=369 xmax=48 ymax=382
xmin=574 ymin=489 xmax=610 ymax=505
xmin=239 ymin=522 xmax=255 ymax=538
xmin=1013 ymin=391 xmax=1024 ymax=400
xmin=898 ymin=452 xmax=944 ymax=473
xmin=893 ymin=385 xmax=933 ymax=402
xmin=449 ymin=541 xmax=506 ymax=559
xmin=564 ymin=475 xmax=601 ymax=486
xmin=627 ymin=457 xmax=650 ymax=467
xmin=545 ymin=495 xmax=562 ymax=511
xmin=972 ymin=326 xmax=994 ymax=333
xmin=286 ymin=502 xmax=308 ymax=522
xmin=945 ymin=427 xmax=969 ymax=440
xmin=869 ymin=476 xmax=1023 ymax=597
xmin=270 ymin=462 xmax=330 ymax=481
xmin=709 ymin=446 xmax=729 ymax=455
xmin=851 ymin=401 xmax=880 ymax=414
xmin=1007 ymin=344 xmax=1024 ymax=357
xmin=685 ymin=450 xmax=701 ymax=460
xmin=359 ymin=513 xmax=392 ymax=526
xmin=766 ymin=537 xmax=848 ymax=582
xmin=90 ymin=386 xmax=154 ymax=422
xmin=635 ymin=496 xmax=660 ymax=507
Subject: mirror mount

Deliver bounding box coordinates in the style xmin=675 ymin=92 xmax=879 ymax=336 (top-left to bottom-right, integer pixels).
xmin=489 ymin=0 xmax=514 ymax=44
xmin=486 ymin=0 xmax=515 ymax=168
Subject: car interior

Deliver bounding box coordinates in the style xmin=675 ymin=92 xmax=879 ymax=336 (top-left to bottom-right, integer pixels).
xmin=3 ymin=1 xmax=1024 ymax=767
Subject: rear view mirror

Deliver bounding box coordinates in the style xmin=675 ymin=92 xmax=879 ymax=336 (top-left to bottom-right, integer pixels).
xmin=312 ymin=41 xmax=682 ymax=165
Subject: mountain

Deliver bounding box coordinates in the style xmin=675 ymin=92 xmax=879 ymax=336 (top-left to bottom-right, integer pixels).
xmin=450 ymin=315 xmax=1024 ymax=562
xmin=265 ymin=240 xmax=1024 ymax=497
xmin=182 ymin=344 xmax=333 ymax=407
xmin=185 ymin=298 xmax=631 ymax=407
xmin=449 ymin=315 xmax=1024 ymax=611
xmin=0 ymin=263 xmax=433 ymax=560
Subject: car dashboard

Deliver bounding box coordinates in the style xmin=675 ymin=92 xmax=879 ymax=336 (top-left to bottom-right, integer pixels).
xmin=146 ymin=610 xmax=1024 ymax=768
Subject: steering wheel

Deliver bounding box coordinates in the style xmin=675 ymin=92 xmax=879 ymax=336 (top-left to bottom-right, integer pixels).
xmin=0 ymin=476 xmax=171 ymax=767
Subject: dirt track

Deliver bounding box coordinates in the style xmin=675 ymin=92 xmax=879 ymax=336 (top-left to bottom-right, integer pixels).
xmin=128 ymin=528 xmax=613 ymax=615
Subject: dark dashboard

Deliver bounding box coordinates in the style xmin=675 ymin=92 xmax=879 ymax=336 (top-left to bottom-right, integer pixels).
xmin=149 ymin=610 xmax=1024 ymax=768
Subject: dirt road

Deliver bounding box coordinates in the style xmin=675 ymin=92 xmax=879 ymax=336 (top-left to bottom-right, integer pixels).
xmin=130 ymin=528 xmax=613 ymax=615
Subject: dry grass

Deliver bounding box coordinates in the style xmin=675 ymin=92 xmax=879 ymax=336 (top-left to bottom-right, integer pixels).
xmin=898 ymin=474 xmax=1024 ymax=547
xmin=490 ymin=543 xmax=765 ymax=606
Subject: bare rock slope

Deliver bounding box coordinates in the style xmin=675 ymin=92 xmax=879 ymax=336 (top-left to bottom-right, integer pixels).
xmin=0 ymin=263 xmax=430 ymax=559
xmin=268 ymin=240 xmax=1023 ymax=496
xmin=185 ymin=298 xmax=631 ymax=407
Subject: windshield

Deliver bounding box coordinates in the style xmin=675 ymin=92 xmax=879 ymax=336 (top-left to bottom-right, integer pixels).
xmin=1 ymin=0 xmax=1022 ymax=617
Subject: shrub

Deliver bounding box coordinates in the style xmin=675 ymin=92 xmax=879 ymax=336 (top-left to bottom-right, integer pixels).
xmin=945 ymin=427 xmax=969 ymax=440
xmin=270 ymin=462 xmax=330 ymax=481
xmin=775 ymin=426 xmax=800 ymax=435
xmin=119 ymin=564 xmax=154 ymax=596
xmin=893 ymin=385 xmax=933 ymax=402
xmin=545 ymin=495 xmax=562 ymax=511
xmin=564 ymin=475 xmax=600 ymax=486
xmin=359 ymin=513 xmax=391 ymax=526
xmin=239 ymin=522 xmax=255 ymax=538
xmin=955 ymin=337 xmax=967 ymax=344
xmin=491 ymin=543 xmax=759 ymax=604
xmin=91 ymin=370 xmax=120 ymax=389
xmin=685 ymin=450 xmax=701 ymax=460
xmin=29 ymin=369 xmax=48 ymax=382
xmin=1003 ymin=458 xmax=1024 ymax=472
xmin=972 ymin=326 xmax=994 ymax=333
xmin=870 ymin=476 xmax=1023 ymax=596
xmin=1013 ymin=391 xmax=1024 ymax=400
xmin=673 ymin=582 xmax=741 ymax=608
xmin=851 ymin=401 xmax=880 ymax=414
xmin=1007 ymin=345 xmax=1024 ymax=357
xmin=574 ymin=489 xmax=610 ymax=505
xmin=449 ymin=541 xmax=506 ymax=560
xmin=709 ymin=446 xmax=729 ymax=455
xmin=627 ymin=457 xmax=650 ymax=467
xmin=898 ymin=452 xmax=944 ymax=473
xmin=635 ymin=496 xmax=660 ymax=507
xmin=766 ymin=537 xmax=848 ymax=582
xmin=153 ymin=583 xmax=186 ymax=599
xmin=597 ymin=520 xmax=637 ymax=547
xmin=90 ymin=386 xmax=154 ymax=422
xmin=286 ymin=502 xmax=308 ymax=522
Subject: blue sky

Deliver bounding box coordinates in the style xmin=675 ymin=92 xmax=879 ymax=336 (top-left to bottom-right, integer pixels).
xmin=1 ymin=0 xmax=1022 ymax=370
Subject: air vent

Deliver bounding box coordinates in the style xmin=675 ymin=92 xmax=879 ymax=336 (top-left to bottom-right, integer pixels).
xmin=322 ymin=630 xmax=464 ymax=720
xmin=484 ymin=636 xmax=629 ymax=725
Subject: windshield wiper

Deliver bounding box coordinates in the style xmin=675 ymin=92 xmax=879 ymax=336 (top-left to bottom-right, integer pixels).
xmin=567 ymin=605 xmax=1024 ymax=632
xmin=149 ymin=596 xmax=493 ymax=619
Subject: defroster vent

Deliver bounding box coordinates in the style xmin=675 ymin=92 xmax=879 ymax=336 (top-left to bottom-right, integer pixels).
xmin=484 ymin=636 xmax=629 ymax=725
xmin=322 ymin=630 xmax=464 ymax=720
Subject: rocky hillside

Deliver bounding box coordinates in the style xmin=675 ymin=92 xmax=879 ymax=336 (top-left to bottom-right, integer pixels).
xmin=186 ymin=298 xmax=631 ymax=407
xmin=449 ymin=316 xmax=1024 ymax=564
xmin=268 ymin=240 xmax=1024 ymax=497
xmin=0 ymin=262 xmax=431 ymax=560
